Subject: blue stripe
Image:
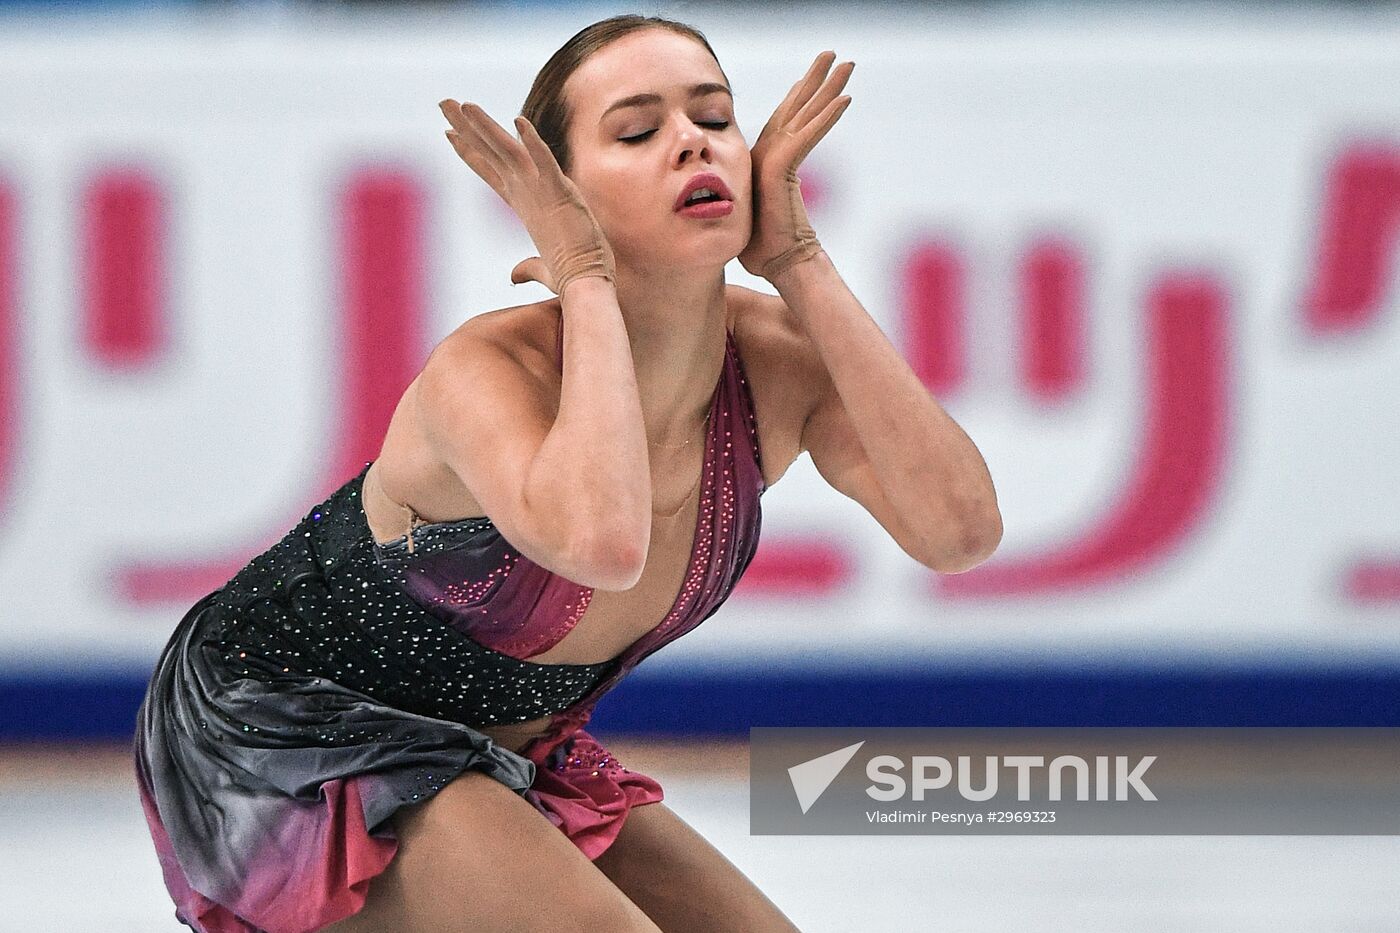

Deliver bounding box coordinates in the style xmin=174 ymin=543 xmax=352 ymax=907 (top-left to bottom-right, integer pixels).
xmin=6 ymin=663 xmax=1400 ymax=741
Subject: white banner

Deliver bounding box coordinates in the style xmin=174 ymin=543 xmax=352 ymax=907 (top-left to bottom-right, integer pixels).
xmin=0 ymin=8 xmax=1398 ymax=672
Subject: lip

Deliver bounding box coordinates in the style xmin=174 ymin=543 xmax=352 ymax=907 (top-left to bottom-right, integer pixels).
xmin=673 ymin=172 xmax=735 ymax=212
xmin=677 ymin=199 xmax=734 ymax=220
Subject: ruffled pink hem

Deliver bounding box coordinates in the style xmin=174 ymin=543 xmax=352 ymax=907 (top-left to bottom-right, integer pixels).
xmin=522 ymin=728 xmax=665 ymax=861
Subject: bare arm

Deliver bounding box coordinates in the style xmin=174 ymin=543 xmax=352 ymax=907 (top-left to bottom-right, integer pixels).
xmin=429 ymin=100 xmax=653 ymax=588
xmin=534 ymin=276 xmax=653 ymax=583
xmin=734 ymin=52 xmax=998 ymax=571
xmin=778 ymin=251 xmax=1002 ymax=572
xmin=415 ymin=284 xmax=652 ymax=591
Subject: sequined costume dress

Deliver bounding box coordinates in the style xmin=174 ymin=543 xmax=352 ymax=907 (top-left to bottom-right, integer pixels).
xmin=133 ymin=324 xmax=765 ymax=933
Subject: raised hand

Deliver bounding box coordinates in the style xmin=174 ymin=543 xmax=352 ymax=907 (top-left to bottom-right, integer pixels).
xmin=438 ymin=99 xmax=616 ymax=294
xmin=737 ymin=51 xmax=854 ymax=282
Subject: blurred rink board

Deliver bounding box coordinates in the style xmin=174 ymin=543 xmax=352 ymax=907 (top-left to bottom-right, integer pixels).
xmin=0 ymin=5 xmax=1398 ymax=737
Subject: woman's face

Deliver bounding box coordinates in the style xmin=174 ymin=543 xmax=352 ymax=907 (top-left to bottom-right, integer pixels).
xmin=561 ymin=29 xmax=752 ymax=274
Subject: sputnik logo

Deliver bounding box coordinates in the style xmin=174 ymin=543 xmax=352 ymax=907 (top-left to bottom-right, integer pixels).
xmin=788 ymin=741 xmax=865 ymax=814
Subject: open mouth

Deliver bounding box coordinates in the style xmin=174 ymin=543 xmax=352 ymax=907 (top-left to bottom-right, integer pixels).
xmin=682 ymin=188 xmax=727 ymax=207
xmin=674 ymin=173 xmax=735 ymax=212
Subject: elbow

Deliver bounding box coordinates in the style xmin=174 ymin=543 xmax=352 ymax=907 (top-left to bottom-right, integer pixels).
xmin=572 ymin=529 xmax=648 ymax=591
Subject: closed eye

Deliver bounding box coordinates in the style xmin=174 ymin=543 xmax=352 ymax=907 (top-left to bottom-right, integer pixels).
xmin=619 ymin=121 xmax=730 ymax=144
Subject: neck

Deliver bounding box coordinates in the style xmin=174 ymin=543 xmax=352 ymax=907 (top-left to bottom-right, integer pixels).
xmin=610 ymin=256 xmax=729 ymax=446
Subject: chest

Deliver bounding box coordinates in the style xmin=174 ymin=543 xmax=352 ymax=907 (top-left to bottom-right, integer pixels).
xmin=524 ymin=491 xmax=706 ymax=665
xmin=375 ymin=307 xmax=796 ymax=667
xmin=528 ymin=338 xmax=788 ymax=664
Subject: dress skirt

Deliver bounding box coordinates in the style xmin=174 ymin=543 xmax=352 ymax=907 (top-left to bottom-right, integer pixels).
xmin=132 ymin=588 xmax=663 ymax=933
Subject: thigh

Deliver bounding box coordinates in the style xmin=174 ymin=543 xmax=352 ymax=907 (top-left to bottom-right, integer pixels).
xmin=592 ymin=801 xmax=802 ymax=933
xmin=320 ymin=770 xmax=661 ymax=933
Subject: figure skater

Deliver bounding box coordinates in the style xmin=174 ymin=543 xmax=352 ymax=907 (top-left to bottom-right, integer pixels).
xmin=132 ymin=13 xmax=1001 ymax=933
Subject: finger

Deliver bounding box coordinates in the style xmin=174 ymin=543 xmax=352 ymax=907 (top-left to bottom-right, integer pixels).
xmin=444 ymin=100 xmax=521 ymax=176
xmin=444 ymin=129 xmax=505 ymax=194
xmin=753 ymin=50 xmax=836 ymax=151
xmin=438 ymin=98 xmax=467 ymax=129
xmin=513 ymin=116 xmax=568 ymax=183
xmin=791 ymin=95 xmax=851 ymax=166
xmin=510 ymin=256 xmax=555 ymax=291
xmin=442 ymin=99 xmax=504 ymax=156
xmin=459 ymin=102 xmax=532 ymax=176
xmin=440 ymin=100 xmax=513 ymax=178
xmin=776 ymin=51 xmax=837 ymax=128
xmin=791 ymin=61 xmax=854 ymax=133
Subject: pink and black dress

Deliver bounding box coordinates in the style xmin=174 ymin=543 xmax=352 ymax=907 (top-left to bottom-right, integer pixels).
xmin=133 ymin=323 xmax=766 ymax=933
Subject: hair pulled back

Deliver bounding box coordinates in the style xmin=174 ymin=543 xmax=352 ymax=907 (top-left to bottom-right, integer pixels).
xmin=520 ymin=14 xmax=730 ymax=175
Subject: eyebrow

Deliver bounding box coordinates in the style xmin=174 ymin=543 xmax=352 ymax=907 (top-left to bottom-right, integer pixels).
xmin=600 ymin=82 xmax=733 ymax=121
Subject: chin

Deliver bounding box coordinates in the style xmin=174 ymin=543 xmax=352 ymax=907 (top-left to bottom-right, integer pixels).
xmin=671 ymin=243 xmax=745 ymax=273
xmin=677 ymin=224 xmax=750 ymax=262
xmin=627 ymin=239 xmax=740 ymax=272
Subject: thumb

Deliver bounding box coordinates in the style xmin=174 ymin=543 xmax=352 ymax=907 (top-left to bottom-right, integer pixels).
xmin=509 ymin=256 xmax=555 ymax=292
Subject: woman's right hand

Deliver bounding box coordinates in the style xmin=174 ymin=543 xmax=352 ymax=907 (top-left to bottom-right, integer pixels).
xmin=438 ymin=100 xmax=616 ymax=295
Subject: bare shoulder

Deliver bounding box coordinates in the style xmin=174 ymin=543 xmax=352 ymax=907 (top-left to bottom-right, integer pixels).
xmin=431 ymin=298 xmax=564 ymax=389
xmin=724 ymin=283 xmax=825 ymax=489
xmin=369 ymin=299 xmax=562 ymax=530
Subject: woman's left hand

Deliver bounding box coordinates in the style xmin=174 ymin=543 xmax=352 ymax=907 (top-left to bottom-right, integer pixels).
xmin=738 ymin=51 xmax=854 ymax=283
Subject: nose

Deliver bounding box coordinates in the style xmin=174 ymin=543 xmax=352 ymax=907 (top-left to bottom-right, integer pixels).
xmin=673 ymin=120 xmax=713 ymax=166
